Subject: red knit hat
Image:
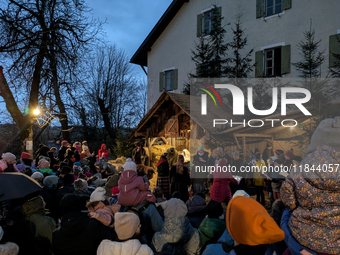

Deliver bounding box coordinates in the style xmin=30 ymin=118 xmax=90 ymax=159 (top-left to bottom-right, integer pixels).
xmin=21 ymin=152 xmax=31 ymax=159
xmin=285 ymin=150 xmax=295 ymax=159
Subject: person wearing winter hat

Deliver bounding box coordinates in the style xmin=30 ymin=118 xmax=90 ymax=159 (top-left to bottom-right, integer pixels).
xmin=199 ymin=200 xmax=226 ymax=251
xmin=37 ymin=159 xmax=55 ymax=175
xmin=118 ymin=158 xmax=156 ymax=207
xmin=0 ymin=152 xmax=19 ymax=173
xmin=152 ymin=198 xmax=201 ymax=255
xmin=98 ymin=144 xmax=109 ymax=163
xmin=86 ymin=187 xmax=119 ymax=228
xmin=225 ymin=196 xmax=284 ymax=254
xmin=280 ymin=117 xmax=340 ymax=255
xmin=157 ymin=153 xmax=171 ymax=199
xmin=31 ymin=172 xmax=44 ymax=184
xmin=262 ymin=142 xmax=274 ymax=167
xmin=0 ymin=226 xmax=20 ymax=255
xmin=57 ymin=173 xmax=75 ymax=206
xmin=170 ymin=155 xmax=191 ymax=202
xmin=52 ymin=194 xmax=117 ymax=255
xmin=202 ymin=191 xmax=251 ymax=255
xmin=97 ymin=212 xmax=153 ymax=255
xmin=16 ymin=152 xmax=33 ymax=175
xmin=40 ymin=175 xmax=59 ymax=222
xmin=58 ymin=140 xmax=68 ymax=162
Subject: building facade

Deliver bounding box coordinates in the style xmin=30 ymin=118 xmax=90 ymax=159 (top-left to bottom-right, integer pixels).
xmin=131 ymin=0 xmax=340 ymax=110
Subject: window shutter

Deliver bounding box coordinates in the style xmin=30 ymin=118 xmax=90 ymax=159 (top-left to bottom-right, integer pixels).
xmin=282 ymin=0 xmax=292 ymax=10
xmin=281 ymin=45 xmax=291 ymax=75
xmin=255 ymin=51 xmax=264 ymax=77
xmin=173 ymin=69 xmax=178 ymax=90
xmin=217 ymin=6 xmax=222 ymax=17
xmin=329 ymin=34 xmax=340 ymax=67
xmin=256 ymin=0 xmax=265 ymax=19
xmin=197 ymin=14 xmax=203 ymax=37
xmin=159 ymin=72 xmax=164 ymax=92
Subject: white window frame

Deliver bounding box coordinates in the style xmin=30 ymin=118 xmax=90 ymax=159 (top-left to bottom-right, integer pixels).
xmin=162 ymin=68 xmax=175 ymax=91
xmin=266 ymin=0 xmax=282 ymax=17
xmin=202 ymin=9 xmax=215 ymax=36
xmin=264 ymin=47 xmax=282 ymax=77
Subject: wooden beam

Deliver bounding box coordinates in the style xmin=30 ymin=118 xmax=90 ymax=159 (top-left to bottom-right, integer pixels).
xmin=135 ymin=132 xmax=146 ymax=137
xmin=233 ymin=133 xmax=241 ymax=149
xmin=235 ymin=133 xmax=274 ymax=138
xmin=242 ymin=136 xmax=246 ymax=152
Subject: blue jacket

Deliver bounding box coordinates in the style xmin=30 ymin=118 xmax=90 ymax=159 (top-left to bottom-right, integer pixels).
xmin=280 ymin=209 xmax=316 ymax=255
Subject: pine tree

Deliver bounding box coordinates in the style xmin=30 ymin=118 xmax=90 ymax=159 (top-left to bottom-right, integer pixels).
xmin=191 ymin=36 xmax=214 ymax=78
xmin=293 ymin=29 xmax=325 ymax=78
xmin=329 ymin=35 xmax=340 ymax=78
xmin=225 ymin=15 xmax=254 ymax=78
xmin=209 ymin=5 xmax=228 ymax=78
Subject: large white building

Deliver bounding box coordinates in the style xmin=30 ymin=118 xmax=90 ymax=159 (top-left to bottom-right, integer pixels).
xmin=130 ymin=0 xmax=340 ymax=110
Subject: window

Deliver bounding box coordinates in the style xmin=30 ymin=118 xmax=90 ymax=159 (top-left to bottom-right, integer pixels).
xmin=256 ymin=0 xmax=291 ymax=19
xmin=266 ymin=0 xmax=282 ymax=16
xmin=159 ymin=69 xmax=178 ymax=92
xmin=197 ymin=7 xmax=221 ymax=37
xmin=265 ymin=48 xmax=281 ymax=77
xmin=255 ymin=45 xmax=291 ymax=78
xmin=203 ymin=10 xmax=215 ymax=35
xmin=164 ymin=70 xmax=174 ymax=91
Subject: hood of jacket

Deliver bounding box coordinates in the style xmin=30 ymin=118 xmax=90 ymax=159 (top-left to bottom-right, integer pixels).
xmin=158 ymin=217 xmax=195 ymax=244
xmin=101 ymin=144 xmax=108 ymax=152
xmin=199 ymin=218 xmax=226 ymax=240
xmin=300 ymin=146 xmax=340 ymax=190
xmin=186 ymin=195 xmax=206 ymax=215
xmin=21 ymin=196 xmax=45 ymax=217
xmin=97 ymin=239 xmax=153 ymax=255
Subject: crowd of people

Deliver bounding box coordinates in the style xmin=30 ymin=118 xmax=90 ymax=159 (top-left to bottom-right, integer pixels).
xmin=0 ymin=116 xmax=339 ymax=255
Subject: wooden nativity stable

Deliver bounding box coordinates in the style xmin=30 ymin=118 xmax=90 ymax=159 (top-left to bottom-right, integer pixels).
xmin=129 ymin=91 xmax=336 ymax=169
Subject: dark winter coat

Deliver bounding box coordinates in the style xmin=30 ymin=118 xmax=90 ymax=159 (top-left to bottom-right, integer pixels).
xmin=57 ymin=185 xmax=75 ymax=203
xmin=157 ymin=161 xmax=170 ymax=177
xmin=186 ymin=195 xmax=206 ymax=228
xmin=192 ymin=151 xmax=209 ymax=180
xmin=58 ymin=146 xmax=68 ymax=162
xmin=21 ymin=196 xmax=56 ymax=255
xmin=152 ymin=217 xmax=201 ymax=255
xmin=48 ymin=151 xmax=59 ymax=169
xmin=170 ymin=165 xmax=191 ymax=202
xmin=40 ymin=187 xmax=59 ymax=222
xmin=262 ymin=148 xmax=273 ymax=166
xmin=52 ymin=211 xmax=117 ymax=255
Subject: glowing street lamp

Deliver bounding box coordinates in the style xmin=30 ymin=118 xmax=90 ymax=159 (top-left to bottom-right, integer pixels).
xmin=33 ymin=108 xmax=41 ymax=116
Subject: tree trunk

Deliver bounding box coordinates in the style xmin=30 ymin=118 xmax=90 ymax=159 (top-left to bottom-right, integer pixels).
xmin=49 ymin=31 xmax=70 ymax=142
xmin=97 ymin=97 xmax=116 ymax=140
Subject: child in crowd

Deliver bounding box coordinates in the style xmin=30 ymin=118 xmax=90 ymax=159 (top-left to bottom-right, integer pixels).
xmin=118 ymin=158 xmax=156 ymax=207
xmin=87 ymin=187 xmax=120 ymax=228
xmin=37 ymin=159 xmax=55 ymax=175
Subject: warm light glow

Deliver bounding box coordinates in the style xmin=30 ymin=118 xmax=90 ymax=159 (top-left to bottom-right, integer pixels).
xmin=33 ymin=109 xmax=41 ymax=116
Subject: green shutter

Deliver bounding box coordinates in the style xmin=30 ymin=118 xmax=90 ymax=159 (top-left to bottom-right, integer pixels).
xmin=329 ymin=34 xmax=340 ymax=67
xmin=256 ymin=0 xmax=265 ymax=18
xmin=217 ymin=6 xmax=222 ymax=17
xmin=282 ymin=0 xmax=292 ymax=10
xmin=255 ymin=51 xmax=264 ymax=77
xmin=173 ymin=69 xmax=178 ymax=90
xmin=281 ymin=45 xmax=291 ymax=75
xmin=159 ymin=72 xmax=164 ymax=92
xmin=197 ymin=14 xmax=203 ymax=37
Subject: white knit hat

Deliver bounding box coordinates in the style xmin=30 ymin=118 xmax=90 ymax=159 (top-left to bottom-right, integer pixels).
xmin=90 ymin=187 xmax=106 ymax=202
xmin=115 ymin=212 xmax=140 ymax=240
xmin=124 ymin=158 xmax=137 ymax=172
xmin=163 ymin=198 xmax=188 ymax=218
xmin=1 ymin=152 xmax=16 ymax=163
xmin=232 ymin=190 xmax=250 ymax=199
xmin=31 ymin=172 xmax=44 ymax=180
